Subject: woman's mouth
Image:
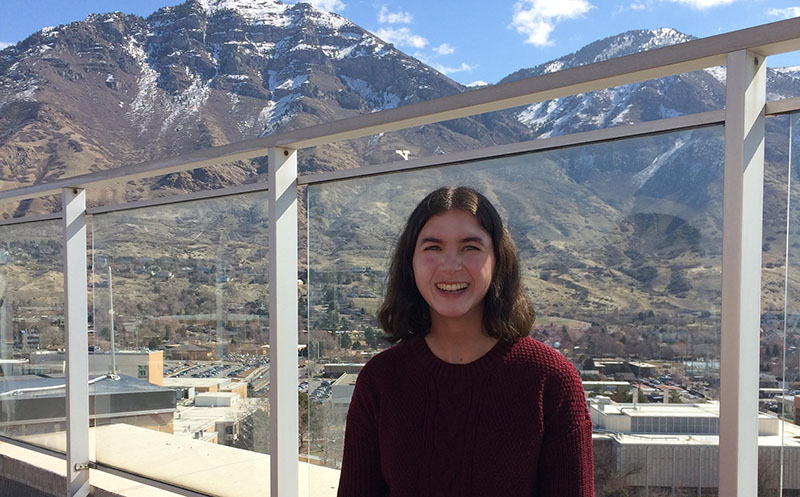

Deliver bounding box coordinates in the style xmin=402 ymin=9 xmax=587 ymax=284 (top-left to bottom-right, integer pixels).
xmin=435 ymin=282 xmax=469 ymax=293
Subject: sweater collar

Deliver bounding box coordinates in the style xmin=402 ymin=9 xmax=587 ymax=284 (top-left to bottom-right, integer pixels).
xmin=410 ymin=335 xmax=512 ymax=380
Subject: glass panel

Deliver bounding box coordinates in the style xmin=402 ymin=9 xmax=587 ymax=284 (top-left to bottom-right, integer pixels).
xmin=89 ymin=190 xmax=270 ymax=494
xmin=774 ymin=111 xmax=800 ymax=497
xmin=0 ymin=220 xmax=65 ymax=449
xmin=307 ymin=125 xmax=724 ymax=494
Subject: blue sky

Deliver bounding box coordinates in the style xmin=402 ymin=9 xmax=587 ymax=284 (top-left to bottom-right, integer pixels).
xmin=0 ymin=0 xmax=799 ymax=85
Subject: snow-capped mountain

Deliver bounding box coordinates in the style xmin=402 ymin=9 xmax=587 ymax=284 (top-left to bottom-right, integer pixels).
xmin=0 ymin=3 xmax=798 ymax=219
xmin=0 ymin=0 xmax=528 ymax=214
xmin=502 ymin=28 xmax=799 ymax=137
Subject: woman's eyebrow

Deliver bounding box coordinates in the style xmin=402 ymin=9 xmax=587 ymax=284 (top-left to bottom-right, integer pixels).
xmin=418 ymin=236 xmax=486 ymax=244
xmin=418 ymin=237 xmax=442 ymax=244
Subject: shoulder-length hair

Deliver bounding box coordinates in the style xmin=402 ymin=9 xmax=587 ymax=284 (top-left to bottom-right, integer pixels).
xmin=378 ymin=186 xmax=535 ymax=343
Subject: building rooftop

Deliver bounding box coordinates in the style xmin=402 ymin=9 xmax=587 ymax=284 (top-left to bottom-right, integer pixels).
xmin=594 ymin=401 xmax=722 ymax=417
xmin=1 ymin=374 xmax=170 ymax=399
xmin=333 ymin=373 xmax=358 ymax=386
xmin=163 ymin=377 xmax=232 ymax=389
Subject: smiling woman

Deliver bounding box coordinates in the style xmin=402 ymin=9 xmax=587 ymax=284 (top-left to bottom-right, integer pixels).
xmin=337 ymin=186 xmax=594 ymax=497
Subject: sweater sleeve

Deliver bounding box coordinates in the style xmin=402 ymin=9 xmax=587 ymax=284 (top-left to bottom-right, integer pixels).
xmin=535 ymin=361 xmax=595 ymax=497
xmin=337 ymin=362 xmax=387 ymax=497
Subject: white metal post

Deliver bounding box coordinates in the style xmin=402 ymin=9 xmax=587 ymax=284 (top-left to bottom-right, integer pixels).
xmin=268 ymin=147 xmax=299 ymax=497
xmin=63 ymin=187 xmax=90 ymax=497
xmin=719 ymin=49 xmax=765 ymax=497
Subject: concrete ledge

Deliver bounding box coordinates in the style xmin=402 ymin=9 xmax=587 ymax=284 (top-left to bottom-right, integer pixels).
xmin=0 ymin=442 xmax=65 ymax=497
xmin=5 ymin=425 xmax=340 ymax=496
xmin=0 ymin=437 xmax=187 ymax=497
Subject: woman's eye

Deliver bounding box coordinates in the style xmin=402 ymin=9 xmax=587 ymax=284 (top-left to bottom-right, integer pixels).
xmin=463 ymin=245 xmax=479 ymax=251
xmin=423 ymin=245 xmax=440 ymax=251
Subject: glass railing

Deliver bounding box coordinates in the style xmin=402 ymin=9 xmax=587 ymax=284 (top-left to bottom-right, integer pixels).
xmin=306 ymin=124 xmax=725 ymax=494
xmin=0 ymin=220 xmax=65 ymax=448
xmin=765 ymin=111 xmax=800 ymax=496
xmin=88 ymin=190 xmax=271 ymax=491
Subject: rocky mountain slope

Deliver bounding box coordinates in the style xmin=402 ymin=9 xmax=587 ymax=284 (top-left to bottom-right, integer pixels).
xmin=2 ymin=1 xmax=800 ymax=329
xmin=0 ymin=0 xmax=529 ymax=215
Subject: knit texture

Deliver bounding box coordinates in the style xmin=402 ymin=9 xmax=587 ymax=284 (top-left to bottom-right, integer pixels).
xmin=337 ymin=336 xmax=594 ymax=497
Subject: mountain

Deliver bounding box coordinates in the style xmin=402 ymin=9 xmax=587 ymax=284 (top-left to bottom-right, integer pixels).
xmin=0 ymin=0 xmax=529 ymax=216
xmin=496 ymin=28 xmax=800 ymax=315
xmin=2 ymin=3 xmax=800 ymax=333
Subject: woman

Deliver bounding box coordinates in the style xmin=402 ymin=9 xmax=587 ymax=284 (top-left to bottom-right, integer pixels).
xmin=337 ymin=186 xmax=594 ymax=497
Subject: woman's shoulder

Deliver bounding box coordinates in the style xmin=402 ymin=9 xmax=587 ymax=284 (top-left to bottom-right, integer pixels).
xmin=358 ymin=338 xmax=418 ymax=379
xmin=506 ymin=336 xmax=580 ymax=377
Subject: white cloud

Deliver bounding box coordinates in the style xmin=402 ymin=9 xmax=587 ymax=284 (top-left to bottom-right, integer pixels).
xmin=0 ymin=42 xmax=11 ymax=50
xmin=432 ymin=62 xmax=476 ymax=75
xmin=303 ymin=0 xmax=346 ymax=12
xmin=434 ymin=43 xmax=454 ymax=55
xmin=378 ymin=5 xmax=412 ymax=24
xmin=662 ymin=0 xmax=736 ymax=8
xmin=630 ymin=2 xmax=647 ymax=9
xmin=767 ymin=7 xmax=800 ymax=18
xmin=375 ymin=27 xmax=428 ymax=48
xmin=511 ymin=0 xmax=593 ymax=46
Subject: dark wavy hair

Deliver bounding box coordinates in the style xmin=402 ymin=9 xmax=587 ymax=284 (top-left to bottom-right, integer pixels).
xmin=378 ymin=186 xmax=535 ymax=343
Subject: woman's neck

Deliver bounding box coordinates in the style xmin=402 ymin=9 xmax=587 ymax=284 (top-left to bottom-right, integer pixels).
xmin=425 ymin=316 xmax=498 ymax=364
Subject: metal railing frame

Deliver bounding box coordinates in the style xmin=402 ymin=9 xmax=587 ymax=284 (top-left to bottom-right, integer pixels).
xmin=0 ymin=16 xmax=799 ymax=497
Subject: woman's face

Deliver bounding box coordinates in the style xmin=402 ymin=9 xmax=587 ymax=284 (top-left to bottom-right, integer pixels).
xmin=412 ymin=209 xmax=496 ymax=326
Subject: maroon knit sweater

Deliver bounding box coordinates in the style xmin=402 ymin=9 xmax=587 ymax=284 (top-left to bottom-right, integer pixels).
xmin=337 ymin=336 xmax=594 ymax=497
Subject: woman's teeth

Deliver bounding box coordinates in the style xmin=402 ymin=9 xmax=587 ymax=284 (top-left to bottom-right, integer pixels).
xmin=436 ymin=283 xmax=468 ymax=292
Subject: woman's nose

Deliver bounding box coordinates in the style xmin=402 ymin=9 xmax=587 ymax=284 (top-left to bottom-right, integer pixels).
xmin=441 ymin=250 xmax=462 ymax=270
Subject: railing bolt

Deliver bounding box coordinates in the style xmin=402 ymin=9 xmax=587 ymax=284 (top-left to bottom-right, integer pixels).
xmin=74 ymin=462 xmax=94 ymax=471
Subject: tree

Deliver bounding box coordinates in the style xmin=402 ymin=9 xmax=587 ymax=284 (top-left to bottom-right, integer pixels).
xmin=340 ymin=333 xmax=352 ymax=349
xmin=364 ymin=327 xmax=378 ymax=349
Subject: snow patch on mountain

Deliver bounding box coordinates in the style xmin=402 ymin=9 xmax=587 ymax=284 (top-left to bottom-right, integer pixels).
xmin=632 ymin=137 xmax=686 ymax=189
xmin=126 ymin=38 xmax=162 ymax=129
xmin=275 ymin=74 xmax=308 ymax=90
xmin=340 ymin=75 xmax=400 ymax=110
xmin=592 ymin=28 xmax=689 ymax=63
xmin=256 ymin=93 xmax=299 ymax=134
xmin=302 ymin=5 xmax=351 ymax=31
xmin=704 ymin=66 xmax=725 ymax=84
xmin=197 ymin=0 xmax=291 ymax=25
xmin=125 ymin=37 xmax=211 ymax=135
xmin=774 ymin=66 xmax=800 ymax=78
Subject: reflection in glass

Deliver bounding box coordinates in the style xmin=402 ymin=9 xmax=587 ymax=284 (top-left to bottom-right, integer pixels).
xmin=307 ymin=126 xmax=725 ymax=495
xmin=0 ymin=220 xmax=65 ymax=448
xmin=89 ymin=191 xmax=271 ymax=493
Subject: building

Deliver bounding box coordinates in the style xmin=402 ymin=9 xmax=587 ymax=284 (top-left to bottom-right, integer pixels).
xmin=173 ymin=395 xmax=264 ymax=446
xmin=582 ymin=380 xmax=630 ymax=393
xmin=166 ymin=342 xmax=216 ymax=361
xmin=628 ymin=361 xmax=657 ymax=378
xmin=322 ymin=363 xmax=365 ymax=377
xmin=590 ymin=397 xmax=800 ymax=493
xmin=330 ymin=373 xmax=358 ymax=413
xmin=29 ymin=349 xmax=164 ymax=385
xmin=163 ymin=377 xmax=249 ymax=399
xmin=0 ymin=374 xmax=175 ymax=437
